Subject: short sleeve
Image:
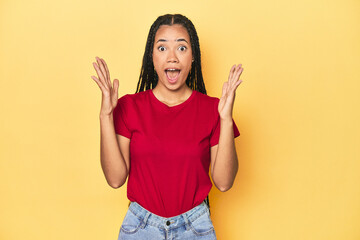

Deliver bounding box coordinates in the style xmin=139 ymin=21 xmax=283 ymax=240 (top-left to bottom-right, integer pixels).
xmin=209 ymin=99 xmax=240 ymax=147
xmin=113 ymin=96 xmax=132 ymax=139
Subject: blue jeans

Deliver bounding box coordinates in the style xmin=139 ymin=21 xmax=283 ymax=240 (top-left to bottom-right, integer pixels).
xmin=117 ymin=201 xmax=217 ymax=240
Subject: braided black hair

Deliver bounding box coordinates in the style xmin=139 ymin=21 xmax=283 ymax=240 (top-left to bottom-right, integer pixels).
xmin=132 ymin=14 xmax=211 ymax=215
xmin=135 ymin=14 xmax=207 ymax=95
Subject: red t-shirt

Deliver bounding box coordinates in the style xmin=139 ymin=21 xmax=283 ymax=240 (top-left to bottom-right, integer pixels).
xmin=113 ymin=89 xmax=240 ymax=217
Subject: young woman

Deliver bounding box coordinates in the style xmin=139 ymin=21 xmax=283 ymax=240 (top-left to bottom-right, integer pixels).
xmin=91 ymin=14 xmax=243 ymax=240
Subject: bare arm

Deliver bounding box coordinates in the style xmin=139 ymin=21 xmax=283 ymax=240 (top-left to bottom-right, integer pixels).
xmin=210 ymin=119 xmax=238 ymax=192
xmin=210 ymin=63 xmax=244 ymax=192
xmin=100 ymin=114 xmax=129 ymax=188
xmin=92 ymin=56 xmax=130 ymax=188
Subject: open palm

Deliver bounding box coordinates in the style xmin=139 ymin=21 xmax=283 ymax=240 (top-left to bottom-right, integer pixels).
xmin=91 ymin=56 xmax=119 ymax=116
xmin=218 ymin=64 xmax=244 ymax=120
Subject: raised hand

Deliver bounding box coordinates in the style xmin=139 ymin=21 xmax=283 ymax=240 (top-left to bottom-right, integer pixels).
xmin=91 ymin=56 xmax=119 ymax=116
xmin=218 ymin=64 xmax=244 ymax=121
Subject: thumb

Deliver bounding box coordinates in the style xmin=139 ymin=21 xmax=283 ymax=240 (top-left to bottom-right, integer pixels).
xmin=113 ymin=79 xmax=119 ymax=97
xmin=221 ymin=82 xmax=228 ymax=98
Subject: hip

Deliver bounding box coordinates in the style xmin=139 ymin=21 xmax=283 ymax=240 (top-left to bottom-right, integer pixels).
xmin=118 ymin=200 xmax=217 ymax=240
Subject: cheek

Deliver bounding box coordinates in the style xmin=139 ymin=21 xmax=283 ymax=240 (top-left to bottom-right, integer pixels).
xmin=152 ymin=52 xmax=164 ymax=65
xmin=185 ymin=56 xmax=193 ymax=69
xmin=152 ymin=56 xmax=160 ymax=70
xmin=185 ymin=52 xmax=193 ymax=65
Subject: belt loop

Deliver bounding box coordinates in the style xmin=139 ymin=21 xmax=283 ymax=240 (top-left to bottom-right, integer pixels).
xmin=141 ymin=212 xmax=151 ymax=229
xmin=182 ymin=213 xmax=190 ymax=231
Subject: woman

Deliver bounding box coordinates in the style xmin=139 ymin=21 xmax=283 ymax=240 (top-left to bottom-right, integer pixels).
xmin=91 ymin=14 xmax=243 ymax=240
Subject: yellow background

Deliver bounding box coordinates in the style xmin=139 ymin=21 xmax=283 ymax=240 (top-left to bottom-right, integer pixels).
xmin=1 ymin=0 xmax=359 ymax=239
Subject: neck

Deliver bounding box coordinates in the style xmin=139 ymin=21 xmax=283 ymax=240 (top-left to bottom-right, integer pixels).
xmin=152 ymin=86 xmax=193 ymax=105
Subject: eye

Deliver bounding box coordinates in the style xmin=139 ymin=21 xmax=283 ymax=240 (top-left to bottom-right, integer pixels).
xmin=178 ymin=46 xmax=187 ymax=51
xmin=158 ymin=46 xmax=166 ymax=51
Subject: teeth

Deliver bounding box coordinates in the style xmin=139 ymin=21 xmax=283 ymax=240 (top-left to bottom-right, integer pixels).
xmin=166 ymin=69 xmax=178 ymax=71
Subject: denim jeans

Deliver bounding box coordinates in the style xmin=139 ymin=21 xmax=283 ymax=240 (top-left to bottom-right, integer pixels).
xmin=117 ymin=201 xmax=217 ymax=240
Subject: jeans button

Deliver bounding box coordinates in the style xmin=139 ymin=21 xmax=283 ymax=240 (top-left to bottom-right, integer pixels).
xmin=166 ymin=220 xmax=170 ymax=226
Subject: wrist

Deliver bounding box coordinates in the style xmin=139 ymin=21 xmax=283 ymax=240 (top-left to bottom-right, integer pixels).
xmin=99 ymin=113 xmax=113 ymax=120
xmin=220 ymin=116 xmax=233 ymax=123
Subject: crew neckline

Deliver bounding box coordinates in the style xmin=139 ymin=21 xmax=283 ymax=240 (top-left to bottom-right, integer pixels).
xmin=149 ymin=89 xmax=197 ymax=111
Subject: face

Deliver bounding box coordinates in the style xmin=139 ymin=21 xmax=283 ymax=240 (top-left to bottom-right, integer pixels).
xmin=152 ymin=24 xmax=193 ymax=91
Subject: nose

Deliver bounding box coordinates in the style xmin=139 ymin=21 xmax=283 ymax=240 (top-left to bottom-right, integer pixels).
xmin=167 ymin=49 xmax=179 ymax=63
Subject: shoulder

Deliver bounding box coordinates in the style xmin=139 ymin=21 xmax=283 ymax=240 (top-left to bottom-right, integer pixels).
xmin=195 ymin=91 xmax=220 ymax=107
xmin=195 ymin=91 xmax=220 ymax=123
xmin=117 ymin=89 xmax=150 ymax=105
xmin=194 ymin=91 xmax=220 ymax=119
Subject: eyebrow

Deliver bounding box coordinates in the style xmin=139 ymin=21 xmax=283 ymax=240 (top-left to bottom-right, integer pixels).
xmin=156 ymin=38 xmax=189 ymax=44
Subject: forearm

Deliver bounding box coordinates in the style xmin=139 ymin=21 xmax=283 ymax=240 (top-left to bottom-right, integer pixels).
xmin=99 ymin=114 xmax=128 ymax=188
xmin=212 ymin=118 xmax=238 ymax=191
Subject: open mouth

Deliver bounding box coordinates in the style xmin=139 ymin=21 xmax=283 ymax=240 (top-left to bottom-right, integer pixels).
xmin=165 ymin=69 xmax=181 ymax=81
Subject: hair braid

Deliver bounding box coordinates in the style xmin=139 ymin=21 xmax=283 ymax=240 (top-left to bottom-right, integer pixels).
xmin=133 ymin=14 xmax=211 ymax=214
xmin=135 ymin=14 xmax=207 ymax=95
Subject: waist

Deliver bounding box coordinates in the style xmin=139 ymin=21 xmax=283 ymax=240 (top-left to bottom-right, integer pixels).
xmin=128 ymin=200 xmax=209 ymax=229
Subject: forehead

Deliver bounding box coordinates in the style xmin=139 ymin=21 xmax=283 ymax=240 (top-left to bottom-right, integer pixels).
xmin=154 ymin=24 xmax=190 ymax=42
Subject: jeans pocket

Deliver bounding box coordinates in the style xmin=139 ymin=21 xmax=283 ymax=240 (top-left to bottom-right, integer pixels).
xmin=189 ymin=209 xmax=215 ymax=236
xmin=120 ymin=209 xmax=143 ymax=234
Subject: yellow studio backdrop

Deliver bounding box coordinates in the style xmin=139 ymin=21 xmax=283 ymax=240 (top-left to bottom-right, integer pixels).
xmin=0 ymin=0 xmax=359 ymax=239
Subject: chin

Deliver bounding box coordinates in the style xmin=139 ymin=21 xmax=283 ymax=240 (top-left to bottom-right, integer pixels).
xmin=158 ymin=78 xmax=187 ymax=90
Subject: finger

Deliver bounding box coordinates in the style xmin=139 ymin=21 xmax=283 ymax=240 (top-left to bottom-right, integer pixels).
xmin=101 ymin=58 xmax=111 ymax=86
xmin=232 ymin=80 xmax=242 ymax=93
xmin=221 ymin=82 xmax=228 ymax=98
xmin=227 ymin=66 xmax=235 ymax=93
xmin=96 ymin=57 xmax=109 ymax=87
xmin=231 ymin=65 xmax=243 ymax=88
xmin=227 ymin=77 xmax=232 ymax=94
xmin=91 ymin=75 xmax=106 ymax=92
xmin=235 ymin=79 xmax=243 ymax=88
xmin=113 ymin=79 xmax=119 ymax=98
xmin=93 ymin=62 xmax=108 ymax=90
xmin=232 ymin=66 xmax=243 ymax=87
xmin=93 ymin=62 xmax=107 ymax=89
xmin=229 ymin=65 xmax=238 ymax=86
xmin=96 ymin=57 xmax=107 ymax=80
xmin=228 ymin=65 xmax=236 ymax=82
xmin=96 ymin=57 xmax=107 ymax=79
xmin=230 ymin=64 xmax=241 ymax=87
xmin=230 ymin=65 xmax=239 ymax=89
xmin=99 ymin=58 xmax=111 ymax=87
